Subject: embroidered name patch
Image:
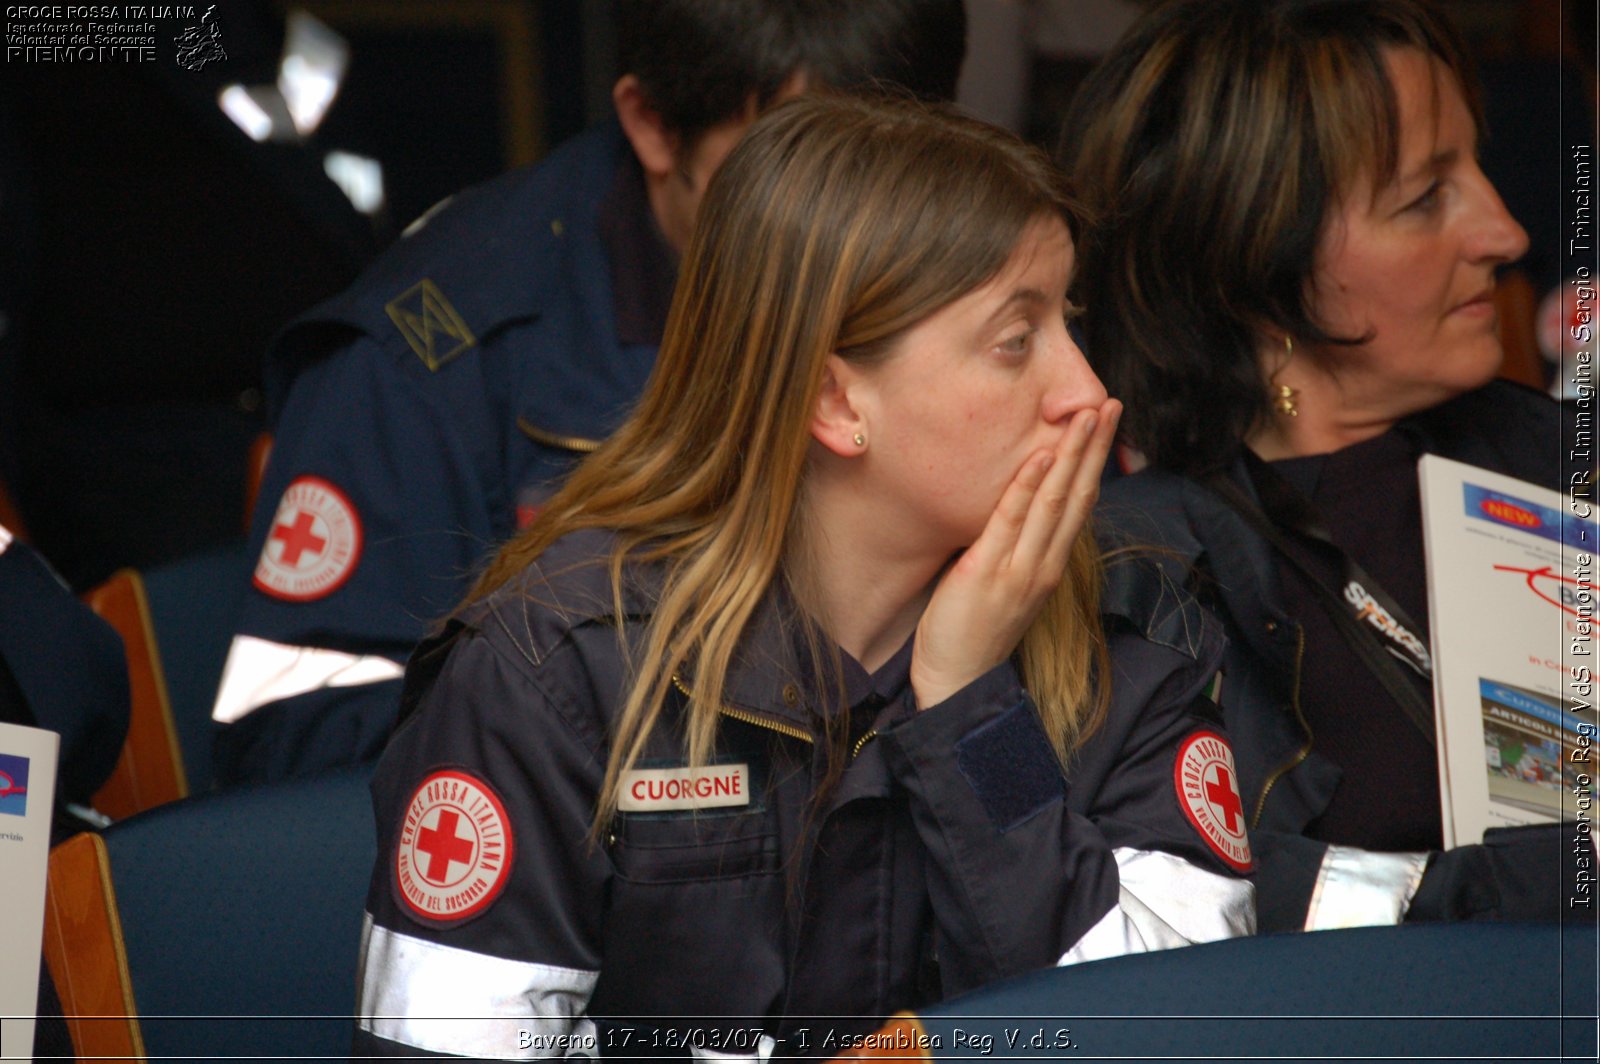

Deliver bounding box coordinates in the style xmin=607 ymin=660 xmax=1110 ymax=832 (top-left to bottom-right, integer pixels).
xmin=1174 ymin=731 xmax=1253 ymax=872
xmin=395 ymin=770 xmax=513 ymax=924
xmin=253 ymin=476 xmax=363 ymax=602
xmin=618 ymin=764 xmax=750 ymax=813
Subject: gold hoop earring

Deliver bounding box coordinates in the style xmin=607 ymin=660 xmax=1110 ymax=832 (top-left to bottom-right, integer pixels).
xmin=1270 ymin=336 xmax=1300 ymax=418
xmin=852 ymin=432 xmax=867 ymax=448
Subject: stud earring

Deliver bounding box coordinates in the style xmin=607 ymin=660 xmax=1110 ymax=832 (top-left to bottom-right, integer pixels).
xmin=852 ymin=432 xmax=867 ymax=448
xmin=1270 ymin=336 xmax=1300 ymax=418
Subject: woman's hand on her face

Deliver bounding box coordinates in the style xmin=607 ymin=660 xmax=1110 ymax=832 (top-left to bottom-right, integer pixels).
xmin=909 ymin=398 xmax=1122 ymax=710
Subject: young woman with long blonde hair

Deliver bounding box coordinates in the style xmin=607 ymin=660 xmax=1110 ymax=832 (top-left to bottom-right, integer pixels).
xmin=355 ymin=94 xmax=1254 ymax=1059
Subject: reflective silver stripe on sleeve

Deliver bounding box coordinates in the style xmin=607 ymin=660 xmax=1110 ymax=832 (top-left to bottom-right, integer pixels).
xmin=211 ymin=634 xmax=406 ymax=723
xmin=357 ymin=914 xmax=600 ymax=1059
xmin=1303 ymin=845 xmax=1429 ymax=931
xmin=1057 ymin=847 xmax=1255 ymax=966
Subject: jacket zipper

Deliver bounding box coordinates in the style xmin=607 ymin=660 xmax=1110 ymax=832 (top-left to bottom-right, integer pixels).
xmin=673 ymin=673 xmax=879 ymax=758
xmin=517 ymin=416 xmax=603 ymax=454
xmin=671 ymin=673 xmax=815 ymax=745
xmin=718 ymin=702 xmax=816 ymax=745
xmin=1250 ymin=622 xmax=1312 ymax=831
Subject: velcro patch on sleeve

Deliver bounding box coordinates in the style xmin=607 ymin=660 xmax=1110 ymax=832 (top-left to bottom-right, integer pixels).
xmin=955 ymin=701 xmax=1066 ymax=832
xmin=1174 ymin=731 xmax=1253 ymax=872
xmin=394 ymin=769 xmax=514 ymax=925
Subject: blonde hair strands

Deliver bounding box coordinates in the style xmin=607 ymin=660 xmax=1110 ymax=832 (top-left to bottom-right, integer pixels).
xmin=465 ymin=95 xmax=1108 ymax=831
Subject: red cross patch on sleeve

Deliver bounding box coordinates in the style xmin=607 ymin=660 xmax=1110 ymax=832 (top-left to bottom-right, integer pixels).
xmin=253 ymin=476 xmax=363 ymax=602
xmin=394 ymin=769 xmax=515 ymax=925
xmin=1174 ymin=731 xmax=1253 ymax=872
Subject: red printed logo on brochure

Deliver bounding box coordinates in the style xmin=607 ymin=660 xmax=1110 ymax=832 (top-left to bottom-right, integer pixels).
xmin=395 ymin=770 xmax=514 ymax=924
xmin=253 ymin=476 xmax=363 ymax=602
xmin=1174 ymin=731 xmax=1253 ymax=872
xmin=1494 ymin=564 xmax=1596 ymax=619
xmin=0 ymin=753 xmax=30 ymax=818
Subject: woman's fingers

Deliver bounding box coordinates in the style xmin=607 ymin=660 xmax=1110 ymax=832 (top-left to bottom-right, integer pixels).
xmin=958 ymin=444 xmax=1055 ymax=572
xmin=909 ymin=399 xmax=1123 ymax=710
xmin=1008 ymin=403 xmax=1105 ymax=570
xmin=1038 ymin=398 xmax=1122 ymax=565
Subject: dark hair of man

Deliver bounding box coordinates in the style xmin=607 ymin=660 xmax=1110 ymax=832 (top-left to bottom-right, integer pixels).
xmin=1059 ymin=0 xmax=1480 ymax=476
xmin=616 ymin=0 xmax=966 ymax=150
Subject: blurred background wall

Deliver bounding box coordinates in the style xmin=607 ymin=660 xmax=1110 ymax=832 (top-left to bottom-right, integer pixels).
xmin=0 ymin=0 xmax=1591 ymax=589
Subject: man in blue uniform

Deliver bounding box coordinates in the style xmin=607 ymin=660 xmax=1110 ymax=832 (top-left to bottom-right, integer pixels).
xmin=211 ymin=0 xmax=967 ymax=786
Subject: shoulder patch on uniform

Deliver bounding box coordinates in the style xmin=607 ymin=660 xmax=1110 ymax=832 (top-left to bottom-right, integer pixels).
xmin=253 ymin=476 xmax=363 ymax=602
xmin=394 ymin=769 xmax=514 ymax=925
xmin=385 ymin=279 xmax=476 ymax=370
xmin=1174 ymin=730 xmax=1253 ymax=872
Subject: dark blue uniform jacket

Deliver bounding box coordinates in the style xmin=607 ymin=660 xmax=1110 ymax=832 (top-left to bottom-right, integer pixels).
xmin=1099 ymin=380 xmax=1588 ymax=931
xmin=214 ymin=126 xmax=660 ymax=785
xmin=0 ymin=532 xmax=129 ymax=809
xmin=352 ymin=529 xmax=1256 ymax=1058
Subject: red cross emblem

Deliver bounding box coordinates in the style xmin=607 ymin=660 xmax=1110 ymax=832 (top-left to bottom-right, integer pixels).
xmin=417 ymin=809 xmax=476 ymax=884
xmin=253 ymin=476 xmax=363 ymax=602
xmin=1175 ymin=731 xmax=1253 ymax=872
xmin=270 ymin=511 xmax=327 ymax=567
xmin=1204 ymin=765 xmax=1243 ymax=834
xmin=395 ymin=769 xmax=514 ymax=924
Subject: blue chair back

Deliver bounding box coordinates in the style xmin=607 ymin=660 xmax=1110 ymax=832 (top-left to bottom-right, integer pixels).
xmin=103 ymin=765 xmax=374 ymax=1060
xmin=904 ymin=922 xmax=1597 ymax=1063
xmin=140 ymin=541 xmax=251 ymax=794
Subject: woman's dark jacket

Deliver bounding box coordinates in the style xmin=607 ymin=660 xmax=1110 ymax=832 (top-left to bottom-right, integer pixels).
xmin=1098 ymin=381 xmax=1585 ymax=932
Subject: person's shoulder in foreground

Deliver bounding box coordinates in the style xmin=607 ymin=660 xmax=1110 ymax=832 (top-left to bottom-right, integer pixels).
xmin=0 ymin=523 xmax=130 ymax=826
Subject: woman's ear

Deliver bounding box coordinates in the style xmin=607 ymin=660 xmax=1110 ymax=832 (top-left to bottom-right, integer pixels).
xmin=811 ymin=355 xmax=870 ymax=458
xmin=612 ymin=74 xmax=678 ymax=181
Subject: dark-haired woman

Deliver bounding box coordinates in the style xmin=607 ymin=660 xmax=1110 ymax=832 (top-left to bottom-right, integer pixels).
xmin=353 ymin=95 xmax=1254 ymax=1058
xmin=1063 ymin=0 xmax=1582 ymax=932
